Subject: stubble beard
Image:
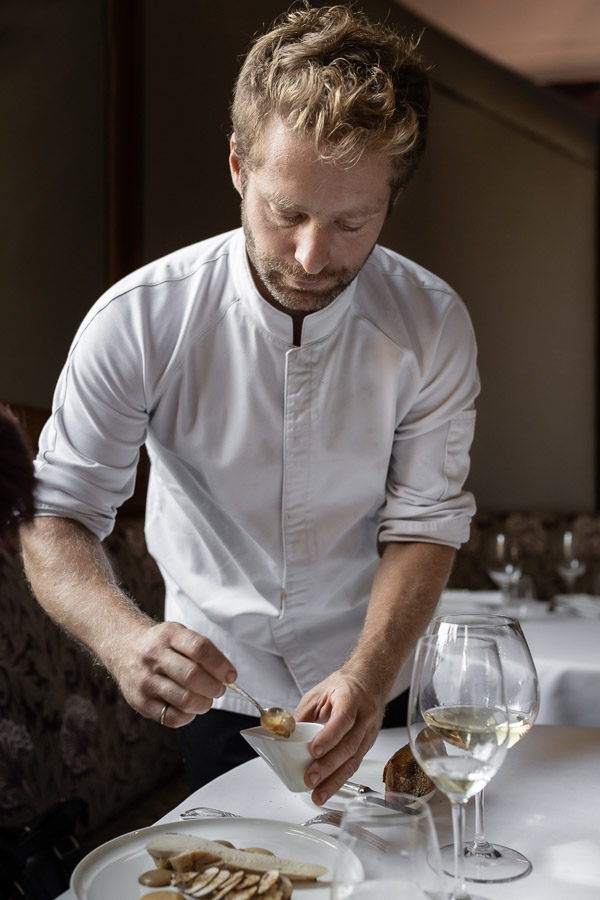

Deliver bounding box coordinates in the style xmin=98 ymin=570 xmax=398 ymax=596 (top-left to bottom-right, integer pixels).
xmin=241 ymin=202 xmax=369 ymax=313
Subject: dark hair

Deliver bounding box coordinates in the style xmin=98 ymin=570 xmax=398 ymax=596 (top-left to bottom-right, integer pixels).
xmin=0 ymin=405 xmax=36 ymax=551
xmin=231 ymin=3 xmax=430 ymax=196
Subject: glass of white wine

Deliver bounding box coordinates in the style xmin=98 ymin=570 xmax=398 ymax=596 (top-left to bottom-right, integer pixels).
xmin=430 ymin=614 xmax=540 ymax=882
xmin=408 ymin=632 xmax=509 ymax=900
xmin=330 ymin=791 xmax=445 ymax=900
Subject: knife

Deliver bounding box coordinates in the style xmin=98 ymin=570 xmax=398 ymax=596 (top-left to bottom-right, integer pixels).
xmin=336 ymin=780 xmax=377 ymax=799
xmin=337 ymin=780 xmax=421 ymax=813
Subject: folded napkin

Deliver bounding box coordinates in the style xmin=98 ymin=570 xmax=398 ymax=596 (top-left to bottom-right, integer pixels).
xmin=436 ymin=590 xmax=503 ymax=615
xmin=553 ymin=594 xmax=600 ymax=618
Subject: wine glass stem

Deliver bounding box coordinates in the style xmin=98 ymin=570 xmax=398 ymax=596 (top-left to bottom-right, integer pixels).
xmin=468 ymin=788 xmax=495 ymax=854
xmin=451 ymin=801 xmax=469 ymax=900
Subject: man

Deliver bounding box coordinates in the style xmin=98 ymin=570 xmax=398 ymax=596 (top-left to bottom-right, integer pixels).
xmin=21 ymin=4 xmax=478 ymax=806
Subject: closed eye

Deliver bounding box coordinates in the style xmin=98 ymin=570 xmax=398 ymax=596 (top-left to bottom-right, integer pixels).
xmin=337 ymin=221 xmax=365 ymax=233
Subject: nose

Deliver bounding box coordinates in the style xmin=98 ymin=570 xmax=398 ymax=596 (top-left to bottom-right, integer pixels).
xmin=294 ymin=223 xmax=330 ymax=275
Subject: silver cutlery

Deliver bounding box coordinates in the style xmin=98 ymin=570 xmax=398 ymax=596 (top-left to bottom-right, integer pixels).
xmin=179 ymin=805 xmax=387 ymax=851
xmin=227 ymin=682 xmax=296 ymax=737
xmin=180 ymin=806 xmax=239 ymax=819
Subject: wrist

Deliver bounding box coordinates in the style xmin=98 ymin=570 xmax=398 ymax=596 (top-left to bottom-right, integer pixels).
xmin=90 ymin=593 xmax=154 ymax=675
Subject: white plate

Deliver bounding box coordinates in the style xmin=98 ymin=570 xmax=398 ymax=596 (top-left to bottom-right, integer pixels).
xmin=70 ymin=817 xmax=337 ymax=900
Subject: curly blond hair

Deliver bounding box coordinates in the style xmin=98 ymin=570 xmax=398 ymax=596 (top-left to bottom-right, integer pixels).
xmin=231 ymin=3 xmax=430 ymax=195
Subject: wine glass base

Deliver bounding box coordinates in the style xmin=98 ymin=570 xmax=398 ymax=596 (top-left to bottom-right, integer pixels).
xmin=440 ymin=841 xmax=533 ymax=883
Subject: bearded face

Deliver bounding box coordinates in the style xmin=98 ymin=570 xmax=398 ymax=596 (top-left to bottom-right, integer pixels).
xmin=231 ymin=119 xmax=392 ymax=315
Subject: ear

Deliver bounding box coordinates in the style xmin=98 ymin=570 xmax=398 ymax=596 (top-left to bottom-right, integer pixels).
xmin=229 ymin=134 xmax=243 ymax=197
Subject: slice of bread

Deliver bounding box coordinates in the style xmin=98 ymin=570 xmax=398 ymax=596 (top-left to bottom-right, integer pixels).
xmin=383 ymin=743 xmax=435 ymax=797
xmin=145 ymin=833 xmax=328 ymax=881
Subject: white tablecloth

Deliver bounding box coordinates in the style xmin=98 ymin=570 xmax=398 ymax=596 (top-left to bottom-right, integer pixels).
xmin=60 ymin=724 xmax=600 ymax=900
xmin=437 ymin=592 xmax=600 ymax=727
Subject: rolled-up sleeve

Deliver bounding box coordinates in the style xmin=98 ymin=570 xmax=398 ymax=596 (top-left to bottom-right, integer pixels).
xmin=378 ymin=298 xmax=480 ymax=549
xmin=34 ymin=293 xmax=149 ymax=540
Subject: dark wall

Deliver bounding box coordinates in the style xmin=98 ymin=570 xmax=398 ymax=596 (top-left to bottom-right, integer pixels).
xmin=2 ymin=1 xmax=597 ymax=510
xmin=1 ymin=0 xmax=107 ymax=407
xmin=142 ymin=2 xmax=290 ymax=260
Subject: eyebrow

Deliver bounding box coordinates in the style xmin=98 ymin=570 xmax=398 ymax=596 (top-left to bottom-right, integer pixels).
xmin=266 ymin=192 xmax=384 ymax=220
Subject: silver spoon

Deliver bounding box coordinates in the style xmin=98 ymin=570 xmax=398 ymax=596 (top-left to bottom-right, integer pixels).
xmin=227 ymin=682 xmax=296 ymax=737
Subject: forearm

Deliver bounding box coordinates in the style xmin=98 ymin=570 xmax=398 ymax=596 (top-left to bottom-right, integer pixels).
xmin=20 ymin=516 xmax=152 ymax=675
xmin=342 ymin=541 xmax=455 ymax=698
xmin=21 ymin=516 xmax=236 ymax=727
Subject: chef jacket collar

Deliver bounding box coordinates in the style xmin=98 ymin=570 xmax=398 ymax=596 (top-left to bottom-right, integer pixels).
xmin=232 ymin=228 xmax=357 ymax=346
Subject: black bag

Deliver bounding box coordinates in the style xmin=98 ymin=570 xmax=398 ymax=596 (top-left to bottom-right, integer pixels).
xmin=0 ymin=797 xmax=88 ymax=900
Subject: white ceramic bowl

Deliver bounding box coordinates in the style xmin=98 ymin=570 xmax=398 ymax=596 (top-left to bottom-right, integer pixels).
xmin=240 ymin=722 xmax=324 ymax=792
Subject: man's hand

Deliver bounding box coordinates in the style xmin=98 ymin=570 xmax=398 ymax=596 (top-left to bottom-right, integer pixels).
xmin=110 ymin=620 xmax=238 ymax=728
xmin=293 ymin=668 xmax=386 ymax=806
xmin=294 ymin=542 xmax=455 ymax=805
xmin=21 ymin=516 xmax=237 ymax=728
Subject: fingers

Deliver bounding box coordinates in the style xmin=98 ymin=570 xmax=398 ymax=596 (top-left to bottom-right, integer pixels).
xmin=297 ymin=677 xmax=385 ymax=805
xmin=306 ymin=714 xmax=378 ymax=805
xmin=117 ymin=621 xmax=237 ymax=727
xmin=150 ymin=624 xmax=236 ymax=703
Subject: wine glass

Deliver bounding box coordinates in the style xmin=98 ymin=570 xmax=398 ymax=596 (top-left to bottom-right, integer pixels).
xmin=487 ymin=533 xmax=521 ymax=607
xmin=431 ymin=614 xmax=540 ymax=882
xmin=556 ymin=529 xmax=586 ymax=594
xmin=330 ymin=791 xmax=445 ymax=900
xmin=408 ymin=632 xmax=509 ymax=900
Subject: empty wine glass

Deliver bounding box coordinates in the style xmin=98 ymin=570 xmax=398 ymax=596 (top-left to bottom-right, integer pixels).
xmin=556 ymin=529 xmax=586 ymax=594
xmin=487 ymin=533 xmax=522 ymax=609
xmin=408 ymin=632 xmax=509 ymax=900
xmin=330 ymin=791 xmax=445 ymax=899
xmin=430 ymin=615 xmax=540 ymax=883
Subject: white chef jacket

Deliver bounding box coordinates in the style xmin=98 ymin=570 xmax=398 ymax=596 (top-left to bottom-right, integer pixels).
xmin=34 ymin=228 xmax=479 ymax=715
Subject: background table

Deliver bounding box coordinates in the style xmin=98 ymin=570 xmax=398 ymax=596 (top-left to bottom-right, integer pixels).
xmin=520 ymin=615 xmax=600 ymax=726
xmin=438 ymin=591 xmax=600 ymax=727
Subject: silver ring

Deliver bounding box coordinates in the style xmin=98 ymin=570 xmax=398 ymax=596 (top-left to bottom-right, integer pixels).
xmin=159 ymin=703 xmax=169 ymax=726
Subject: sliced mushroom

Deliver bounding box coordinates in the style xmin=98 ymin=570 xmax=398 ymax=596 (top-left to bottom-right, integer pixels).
xmin=257 ymin=871 xmax=280 ymax=895
xmin=259 ymin=886 xmax=283 ymax=900
xmin=211 ymin=870 xmax=246 ymax=899
xmin=237 ymin=875 xmax=261 ymax=889
xmin=186 ymin=867 xmax=231 ymax=897
xmin=227 ymin=887 xmax=259 ymax=900
xmin=172 ymin=869 xmax=201 ymax=887
xmin=278 ymin=876 xmax=293 ymax=900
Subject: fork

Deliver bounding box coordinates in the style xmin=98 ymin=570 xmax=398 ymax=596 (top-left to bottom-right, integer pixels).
xmin=180 ymin=806 xmax=387 ymax=852
xmin=302 ymin=809 xmax=388 ymax=852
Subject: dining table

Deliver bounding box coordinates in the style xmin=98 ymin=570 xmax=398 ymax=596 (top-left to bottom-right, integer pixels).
xmin=436 ymin=590 xmax=600 ymax=727
xmin=61 ymin=723 xmax=600 ymax=900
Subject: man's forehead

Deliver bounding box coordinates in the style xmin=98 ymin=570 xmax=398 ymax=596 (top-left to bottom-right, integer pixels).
xmin=249 ymin=116 xmax=392 ymax=178
xmin=246 ymin=119 xmax=394 ymax=210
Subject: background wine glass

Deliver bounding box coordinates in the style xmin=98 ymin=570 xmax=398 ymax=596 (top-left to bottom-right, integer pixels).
xmin=431 ymin=614 xmax=540 ymax=883
xmin=408 ymin=632 xmax=509 ymax=900
xmin=487 ymin=533 xmax=521 ymax=607
xmin=556 ymin=529 xmax=586 ymax=594
xmin=330 ymin=791 xmax=445 ymax=900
